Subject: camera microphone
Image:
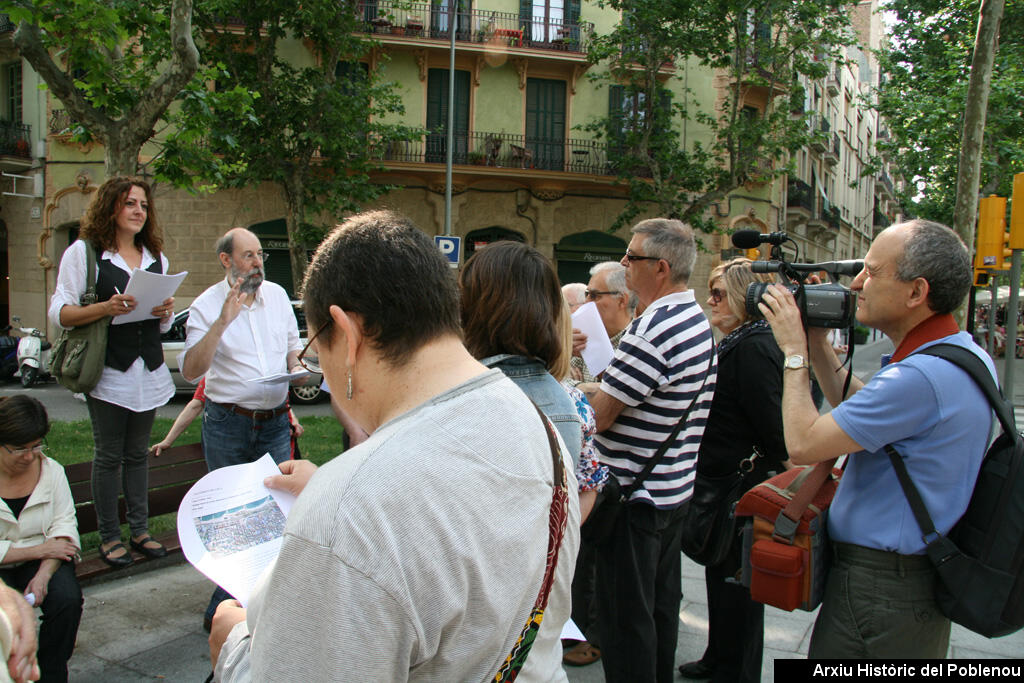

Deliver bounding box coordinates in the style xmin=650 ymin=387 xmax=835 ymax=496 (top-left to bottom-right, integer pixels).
xmin=731 ymin=229 xmax=789 ymax=249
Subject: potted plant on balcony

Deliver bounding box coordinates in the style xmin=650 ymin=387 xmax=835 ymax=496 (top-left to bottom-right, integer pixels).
xmin=467 ymin=150 xmax=486 ymax=165
xmin=405 ymin=15 xmax=423 ymax=36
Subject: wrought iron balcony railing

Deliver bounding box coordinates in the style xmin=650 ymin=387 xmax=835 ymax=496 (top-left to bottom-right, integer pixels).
xmin=357 ymin=1 xmax=594 ymax=54
xmin=376 ymin=130 xmax=618 ymax=175
xmin=0 ymin=121 xmax=31 ymax=158
xmin=0 ymin=14 xmax=14 ymax=33
xmin=787 ymin=179 xmax=813 ymax=213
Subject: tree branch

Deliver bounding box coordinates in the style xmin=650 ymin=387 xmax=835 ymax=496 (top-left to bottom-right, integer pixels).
xmin=13 ymin=20 xmax=115 ymax=135
xmin=124 ymin=0 xmax=200 ymax=148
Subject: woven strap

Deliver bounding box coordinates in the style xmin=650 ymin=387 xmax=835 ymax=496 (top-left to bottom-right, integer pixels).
xmin=493 ymin=403 xmax=569 ymax=682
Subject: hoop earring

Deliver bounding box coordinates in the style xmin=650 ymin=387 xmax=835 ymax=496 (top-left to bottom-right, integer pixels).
xmin=346 ymin=369 xmax=353 ymax=400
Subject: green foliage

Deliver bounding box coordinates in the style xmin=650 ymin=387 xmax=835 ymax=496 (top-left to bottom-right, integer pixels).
xmin=170 ymin=0 xmax=422 ymax=284
xmin=8 ymin=0 xmax=237 ymax=179
xmin=585 ymin=0 xmax=855 ymax=232
xmin=875 ymin=0 xmax=1024 ymax=223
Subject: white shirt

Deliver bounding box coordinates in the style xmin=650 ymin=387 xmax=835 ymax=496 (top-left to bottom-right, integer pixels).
xmin=48 ymin=240 xmax=175 ymax=412
xmin=183 ymin=277 xmax=301 ymax=409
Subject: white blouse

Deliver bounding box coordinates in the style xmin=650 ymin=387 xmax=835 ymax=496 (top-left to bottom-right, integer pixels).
xmin=48 ymin=240 xmax=175 ymax=412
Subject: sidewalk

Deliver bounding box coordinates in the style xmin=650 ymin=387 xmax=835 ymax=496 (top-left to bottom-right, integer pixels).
xmin=67 ymin=552 xmax=1024 ymax=682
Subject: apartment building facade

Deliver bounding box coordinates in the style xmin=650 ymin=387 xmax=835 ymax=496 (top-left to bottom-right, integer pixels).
xmin=0 ymin=1 xmax=896 ymax=336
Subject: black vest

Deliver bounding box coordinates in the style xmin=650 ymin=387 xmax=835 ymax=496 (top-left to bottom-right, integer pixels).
xmin=95 ymin=248 xmax=164 ymax=372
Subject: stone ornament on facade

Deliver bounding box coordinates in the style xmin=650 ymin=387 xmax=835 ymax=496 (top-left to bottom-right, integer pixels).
xmin=39 ymin=174 xmax=96 ymax=270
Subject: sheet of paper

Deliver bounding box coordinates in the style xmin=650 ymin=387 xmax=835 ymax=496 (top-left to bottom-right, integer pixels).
xmin=177 ymin=454 xmax=296 ymax=607
xmin=571 ymin=301 xmax=615 ymax=377
xmin=247 ymin=369 xmax=315 ymax=385
xmin=111 ymin=268 xmax=188 ymax=325
xmin=560 ymin=617 xmax=585 ymax=641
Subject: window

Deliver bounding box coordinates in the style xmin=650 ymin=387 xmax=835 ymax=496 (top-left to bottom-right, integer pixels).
xmin=5 ymin=62 xmax=21 ymax=124
xmin=520 ymin=0 xmax=579 ymax=45
xmin=426 ymin=68 xmax=470 ymax=164
xmin=526 ymin=78 xmax=566 ymax=170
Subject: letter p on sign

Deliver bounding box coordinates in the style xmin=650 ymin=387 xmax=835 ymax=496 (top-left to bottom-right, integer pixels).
xmin=435 ymin=236 xmax=462 ymax=268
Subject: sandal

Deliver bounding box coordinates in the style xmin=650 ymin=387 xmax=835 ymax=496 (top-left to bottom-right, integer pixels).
xmin=130 ymin=534 xmax=168 ymax=559
xmin=99 ymin=542 xmax=134 ymax=568
xmin=562 ymin=641 xmax=601 ymax=666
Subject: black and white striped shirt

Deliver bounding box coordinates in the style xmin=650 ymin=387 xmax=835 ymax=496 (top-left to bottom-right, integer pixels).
xmin=596 ymin=290 xmax=717 ymax=509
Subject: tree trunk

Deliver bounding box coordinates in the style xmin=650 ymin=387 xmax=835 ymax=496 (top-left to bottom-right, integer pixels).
xmin=952 ymin=0 xmax=1004 ymax=255
xmin=104 ymin=135 xmax=140 ymax=177
xmin=282 ymin=180 xmax=309 ymax=296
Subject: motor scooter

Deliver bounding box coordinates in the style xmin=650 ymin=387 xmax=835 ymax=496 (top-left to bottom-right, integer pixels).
xmin=0 ymin=326 xmax=18 ymax=382
xmin=12 ymin=317 xmax=51 ymax=388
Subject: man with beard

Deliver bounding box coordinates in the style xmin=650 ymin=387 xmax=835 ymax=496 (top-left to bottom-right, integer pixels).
xmin=182 ymin=227 xmax=305 ymax=630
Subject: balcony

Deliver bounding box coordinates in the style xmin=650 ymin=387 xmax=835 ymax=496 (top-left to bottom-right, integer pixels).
xmin=876 ymin=171 xmax=895 ymax=200
xmin=824 ymin=204 xmax=841 ymax=230
xmin=357 ymin=2 xmax=594 ymax=55
xmin=376 ymin=130 xmax=618 ymax=176
xmin=787 ymin=179 xmax=814 ymax=215
xmin=873 ymin=207 xmax=891 ymax=229
xmin=825 ymin=69 xmax=840 ymax=97
xmin=823 ymin=132 xmax=840 ymax=165
xmin=0 ymin=121 xmax=32 ymax=169
xmin=809 ymin=114 xmax=829 ymax=152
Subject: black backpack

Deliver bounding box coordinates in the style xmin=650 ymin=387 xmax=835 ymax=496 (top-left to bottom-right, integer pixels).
xmin=885 ymin=342 xmax=1024 ymax=638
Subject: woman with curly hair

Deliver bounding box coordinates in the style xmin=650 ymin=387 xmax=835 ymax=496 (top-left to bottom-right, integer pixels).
xmin=47 ymin=177 xmax=176 ymax=568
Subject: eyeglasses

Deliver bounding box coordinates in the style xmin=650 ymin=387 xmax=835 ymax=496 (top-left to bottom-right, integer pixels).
xmin=709 ymin=288 xmax=725 ymax=304
xmin=624 ymin=251 xmax=661 ymax=263
xmin=4 ymin=442 xmax=45 ymax=458
xmin=297 ymin=320 xmax=328 ymax=374
xmin=240 ymin=250 xmax=269 ymax=263
xmin=585 ymin=289 xmax=620 ymax=301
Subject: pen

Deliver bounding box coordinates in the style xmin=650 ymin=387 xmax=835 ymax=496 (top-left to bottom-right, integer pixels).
xmin=113 ymin=285 xmax=129 ymax=309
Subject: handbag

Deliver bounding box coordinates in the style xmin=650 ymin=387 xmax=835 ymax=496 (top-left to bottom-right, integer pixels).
xmin=734 ymin=459 xmax=842 ymax=611
xmin=679 ymin=450 xmax=761 ymax=567
xmin=580 ymin=343 xmax=715 ymax=545
xmin=49 ymin=240 xmax=110 ymax=393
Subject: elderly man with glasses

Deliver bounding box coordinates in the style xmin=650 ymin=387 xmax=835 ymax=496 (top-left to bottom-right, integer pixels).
xmin=180 ymin=227 xmax=308 ymax=630
xmin=569 ymin=261 xmax=638 ymax=388
xmin=584 ymin=218 xmax=717 ymax=683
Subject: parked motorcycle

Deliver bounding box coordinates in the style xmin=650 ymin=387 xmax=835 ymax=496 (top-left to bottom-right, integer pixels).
xmin=0 ymin=326 xmax=17 ymax=382
xmin=12 ymin=317 xmax=51 ymax=388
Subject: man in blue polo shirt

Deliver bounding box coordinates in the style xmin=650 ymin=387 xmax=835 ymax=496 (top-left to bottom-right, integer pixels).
xmin=758 ymin=219 xmax=994 ymax=658
xmin=587 ymin=218 xmax=716 ymax=682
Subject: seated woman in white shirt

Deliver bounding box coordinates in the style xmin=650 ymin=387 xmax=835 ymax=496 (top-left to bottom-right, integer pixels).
xmin=0 ymin=396 xmax=82 ymax=683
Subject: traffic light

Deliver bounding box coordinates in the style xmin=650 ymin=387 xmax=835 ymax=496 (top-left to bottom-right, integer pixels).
xmin=1011 ymin=172 xmax=1024 ymax=249
xmin=744 ymin=248 xmax=760 ymax=260
xmin=974 ymin=268 xmax=990 ymax=287
xmin=976 ymin=195 xmax=1009 ymax=271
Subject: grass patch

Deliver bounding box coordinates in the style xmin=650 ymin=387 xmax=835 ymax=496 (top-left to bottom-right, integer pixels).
xmin=52 ymin=415 xmax=348 ymax=553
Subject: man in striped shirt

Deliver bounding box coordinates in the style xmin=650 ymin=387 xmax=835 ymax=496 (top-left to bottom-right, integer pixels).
xmin=587 ymin=218 xmax=717 ymax=683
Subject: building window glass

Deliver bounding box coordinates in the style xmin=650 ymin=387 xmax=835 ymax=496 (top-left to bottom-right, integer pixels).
xmin=5 ymin=62 xmax=22 ymax=124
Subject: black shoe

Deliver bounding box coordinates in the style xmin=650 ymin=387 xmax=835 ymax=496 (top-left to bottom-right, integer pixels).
xmin=130 ymin=535 xmax=168 ymax=559
xmin=678 ymin=660 xmax=714 ymax=679
xmin=99 ymin=542 xmax=134 ymax=568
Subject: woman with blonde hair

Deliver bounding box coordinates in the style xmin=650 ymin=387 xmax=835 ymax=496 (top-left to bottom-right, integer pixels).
xmin=48 ymin=176 xmax=176 ymax=567
xmin=678 ymin=257 xmax=788 ymax=683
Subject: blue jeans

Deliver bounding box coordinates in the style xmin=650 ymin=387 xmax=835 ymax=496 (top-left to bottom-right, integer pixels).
xmin=202 ymin=399 xmax=291 ymax=621
xmin=201 ymin=400 xmax=292 ymax=471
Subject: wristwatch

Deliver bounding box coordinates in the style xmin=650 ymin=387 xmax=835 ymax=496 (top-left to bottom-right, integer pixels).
xmin=784 ymin=354 xmax=809 ymax=371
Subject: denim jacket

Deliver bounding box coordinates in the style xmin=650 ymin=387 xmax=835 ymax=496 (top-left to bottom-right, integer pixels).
xmin=482 ymin=354 xmax=583 ymax=467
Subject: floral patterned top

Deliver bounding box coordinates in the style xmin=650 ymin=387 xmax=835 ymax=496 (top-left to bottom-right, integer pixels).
xmin=563 ymin=383 xmax=609 ymax=492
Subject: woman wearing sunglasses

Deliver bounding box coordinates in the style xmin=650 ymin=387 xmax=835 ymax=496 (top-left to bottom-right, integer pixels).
xmin=0 ymin=396 xmax=82 ymax=683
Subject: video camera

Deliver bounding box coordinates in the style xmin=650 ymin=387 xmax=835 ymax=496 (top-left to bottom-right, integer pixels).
xmin=731 ymin=229 xmax=861 ymax=329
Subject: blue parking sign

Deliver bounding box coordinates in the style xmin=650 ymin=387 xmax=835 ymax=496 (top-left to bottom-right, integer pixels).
xmin=435 ymin=235 xmax=461 ymax=268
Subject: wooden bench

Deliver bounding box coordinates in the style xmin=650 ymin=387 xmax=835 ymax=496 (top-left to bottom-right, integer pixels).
xmin=64 ymin=443 xmax=207 ymax=583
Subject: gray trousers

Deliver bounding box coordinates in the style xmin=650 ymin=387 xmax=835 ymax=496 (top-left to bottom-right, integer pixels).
xmin=809 ymin=541 xmax=950 ymax=658
xmin=86 ymin=396 xmax=156 ymax=543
